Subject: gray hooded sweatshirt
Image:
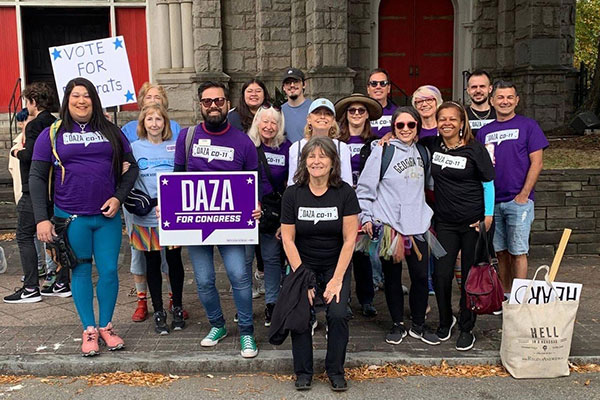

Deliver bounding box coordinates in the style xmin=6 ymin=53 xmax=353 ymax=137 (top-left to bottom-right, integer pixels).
xmin=356 ymin=139 xmax=433 ymax=236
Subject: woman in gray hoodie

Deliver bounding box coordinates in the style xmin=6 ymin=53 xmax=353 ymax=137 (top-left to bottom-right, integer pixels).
xmin=356 ymin=106 xmax=440 ymax=346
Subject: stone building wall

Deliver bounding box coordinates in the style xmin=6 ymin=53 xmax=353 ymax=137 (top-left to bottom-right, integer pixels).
xmin=348 ymin=0 xmax=373 ymax=94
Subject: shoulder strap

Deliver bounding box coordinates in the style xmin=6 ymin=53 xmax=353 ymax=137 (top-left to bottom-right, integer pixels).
xmin=415 ymin=142 xmax=431 ymax=188
xmin=297 ymin=139 xmax=302 ymax=159
xmin=379 ymin=144 xmax=395 ymax=181
xmin=257 ymin=146 xmax=277 ymax=190
xmin=49 ymin=119 xmax=65 ymax=187
xmin=184 ymin=125 xmax=196 ymax=170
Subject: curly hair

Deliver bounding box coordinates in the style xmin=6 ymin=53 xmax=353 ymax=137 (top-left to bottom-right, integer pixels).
xmin=22 ymin=82 xmax=56 ymax=111
xmin=293 ymin=136 xmax=342 ymax=188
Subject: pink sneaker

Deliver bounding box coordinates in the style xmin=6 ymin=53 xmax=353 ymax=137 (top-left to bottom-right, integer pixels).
xmin=98 ymin=322 xmax=124 ymax=351
xmin=82 ymin=326 xmax=99 ymax=357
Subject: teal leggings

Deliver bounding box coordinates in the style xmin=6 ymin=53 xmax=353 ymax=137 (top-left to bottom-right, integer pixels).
xmin=55 ymin=207 xmax=122 ymax=329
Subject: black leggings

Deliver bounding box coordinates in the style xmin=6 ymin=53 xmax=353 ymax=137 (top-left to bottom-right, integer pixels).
xmin=381 ymin=237 xmax=429 ymax=326
xmin=143 ymin=247 xmax=184 ymax=312
xmin=352 ymin=251 xmax=374 ymax=305
xmin=433 ymin=220 xmax=478 ymax=332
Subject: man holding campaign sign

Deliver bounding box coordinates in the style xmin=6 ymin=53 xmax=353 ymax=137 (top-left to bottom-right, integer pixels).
xmin=476 ymin=81 xmax=549 ymax=299
xmin=163 ymin=81 xmax=261 ymax=359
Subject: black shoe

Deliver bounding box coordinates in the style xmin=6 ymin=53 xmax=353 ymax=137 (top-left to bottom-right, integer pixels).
xmin=456 ymin=331 xmax=475 ymax=351
xmin=154 ymin=310 xmax=170 ymax=335
xmin=436 ymin=315 xmax=457 ymax=342
xmin=265 ymin=303 xmax=275 ymax=327
xmin=329 ymin=376 xmax=348 ymax=392
xmin=41 ymin=281 xmax=72 ymax=298
xmin=385 ymin=323 xmax=407 ymax=345
xmin=409 ymin=323 xmax=441 ymax=345
xmin=294 ymin=376 xmax=312 ymax=391
xmin=171 ymin=307 xmax=185 ymax=331
xmin=361 ymin=303 xmax=377 ymax=317
xmin=3 ymin=287 xmax=42 ymax=304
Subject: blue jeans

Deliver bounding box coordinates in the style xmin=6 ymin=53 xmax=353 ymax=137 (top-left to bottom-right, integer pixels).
xmin=56 ymin=207 xmax=122 ymax=329
xmin=259 ymin=233 xmax=283 ymax=305
xmin=493 ymin=199 xmax=535 ymax=255
xmin=188 ymin=245 xmax=254 ymax=335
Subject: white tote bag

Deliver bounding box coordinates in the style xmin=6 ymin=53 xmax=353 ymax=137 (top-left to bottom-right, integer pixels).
xmin=500 ymin=265 xmax=579 ymax=379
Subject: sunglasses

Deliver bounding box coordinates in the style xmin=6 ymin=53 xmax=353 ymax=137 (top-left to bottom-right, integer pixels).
xmin=368 ymin=80 xmax=389 ymax=88
xmin=200 ymin=97 xmax=226 ymax=108
xmin=261 ymin=103 xmax=281 ymax=112
xmin=395 ymin=121 xmax=417 ymax=130
xmin=347 ymin=107 xmax=367 ymax=115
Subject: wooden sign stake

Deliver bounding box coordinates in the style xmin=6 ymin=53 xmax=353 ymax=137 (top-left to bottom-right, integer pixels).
xmin=548 ymin=228 xmax=571 ymax=282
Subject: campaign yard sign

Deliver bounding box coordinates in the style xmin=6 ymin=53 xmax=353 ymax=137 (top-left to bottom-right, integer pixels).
xmin=49 ymin=36 xmax=136 ymax=108
xmin=157 ymin=171 xmax=258 ymax=246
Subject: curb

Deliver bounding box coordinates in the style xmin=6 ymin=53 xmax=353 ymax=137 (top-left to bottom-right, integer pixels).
xmin=1 ymin=350 xmax=599 ymax=376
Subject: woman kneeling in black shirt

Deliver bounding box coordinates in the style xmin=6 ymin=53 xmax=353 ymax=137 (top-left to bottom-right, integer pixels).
xmin=280 ymin=136 xmax=360 ymax=392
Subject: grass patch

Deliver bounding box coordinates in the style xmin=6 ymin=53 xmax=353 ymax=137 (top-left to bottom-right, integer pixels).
xmin=545 ymin=134 xmax=600 ymax=169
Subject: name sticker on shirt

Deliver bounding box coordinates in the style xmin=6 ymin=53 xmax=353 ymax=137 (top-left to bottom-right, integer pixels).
xmin=265 ymin=153 xmax=285 ymax=166
xmin=432 ymin=152 xmax=467 ymax=170
xmin=166 ymin=145 xmax=176 ymax=152
xmin=370 ymin=115 xmax=392 ymax=130
xmin=192 ymin=144 xmax=235 ymax=162
xmin=484 ymin=129 xmax=519 ymax=145
xmin=298 ymin=206 xmax=338 ymax=225
xmin=469 ymin=119 xmax=494 ymax=130
xmin=63 ymin=131 xmax=109 ymax=147
xmin=348 ymin=143 xmax=364 ymax=157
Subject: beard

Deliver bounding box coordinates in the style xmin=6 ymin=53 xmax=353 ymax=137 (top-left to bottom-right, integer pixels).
xmin=288 ymin=93 xmax=299 ymax=101
xmin=470 ymin=96 xmax=489 ymax=106
xmin=201 ymin=107 xmax=227 ymax=125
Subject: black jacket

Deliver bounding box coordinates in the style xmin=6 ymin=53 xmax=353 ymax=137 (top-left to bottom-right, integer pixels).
xmin=17 ymin=110 xmax=56 ymax=193
xmin=268 ymin=264 xmax=316 ymax=345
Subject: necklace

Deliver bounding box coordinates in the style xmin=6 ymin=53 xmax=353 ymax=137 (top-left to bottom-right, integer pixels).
xmin=469 ymin=106 xmax=491 ymax=120
xmin=76 ymin=122 xmax=88 ymax=133
xmin=440 ymin=138 xmax=463 ymax=152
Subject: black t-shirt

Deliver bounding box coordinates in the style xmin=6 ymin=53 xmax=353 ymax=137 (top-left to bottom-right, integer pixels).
xmin=281 ymin=182 xmax=360 ymax=268
xmin=466 ymin=106 xmax=496 ymax=136
xmin=420 ymin=136 xmax=495 ymax=224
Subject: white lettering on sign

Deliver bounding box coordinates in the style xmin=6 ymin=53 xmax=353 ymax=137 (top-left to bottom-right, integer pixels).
xmin=62 ymin=131 xmax=109 ymax=147
xmin=265 ymin=153 xmax=285 ymax=166
xmin=348 ymin=143 xmax=364 ymax=157
xmin=484 ymin=129 xmax=519 ymax=145
xmin=432 ymin=152 xmax=467 ymax=170
xmin=181 ymin=179 xmax=234 ymax=212
xmin=298 ymin=207 xmax=338 ymax=225
xmin=370 ymin=115 xmax=392 ymax=129
xmin=509 ymin=279 xmax=582 ymax=305
xmin=469 ymin=119 xmax=495 ymax=130
xmin=192 ymin=144 xmax=235 ymax=162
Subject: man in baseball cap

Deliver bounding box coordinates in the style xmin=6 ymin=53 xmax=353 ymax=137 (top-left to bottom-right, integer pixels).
xmin=281 ymin=68 xmax=312 ymax=143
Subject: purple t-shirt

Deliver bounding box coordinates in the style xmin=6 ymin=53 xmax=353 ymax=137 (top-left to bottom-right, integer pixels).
xmin=476 ymin=114 xmax=549 ymax=203
xmin=419 ymin=127 xmax=438 ymax=138
xmin=175 ymin=123 xmax=258 ymax=173
xmin=32 ymin=125 xmax=132 ymax=215
xmin=346 ymin=135 xmax=367 ymax=186
xmin=370 ymin=102 xmax=397 ymax=138
xmin=259 ymin=140 xmax=291 ymax=196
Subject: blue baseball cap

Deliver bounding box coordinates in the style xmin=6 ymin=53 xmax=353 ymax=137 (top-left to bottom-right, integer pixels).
xmin=308 ymin=98 xmax=335 ymax=117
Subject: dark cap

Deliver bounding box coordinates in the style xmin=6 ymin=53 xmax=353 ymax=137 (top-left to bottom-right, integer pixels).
xmin=282 ymin=68 xmax=305 ymax=83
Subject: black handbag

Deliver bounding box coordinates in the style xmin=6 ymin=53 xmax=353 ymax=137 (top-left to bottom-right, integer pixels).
xmin=45 ymin=215 xmax=92 ymax=271
xmin=257 ymin=147 xmax=283 ymax=234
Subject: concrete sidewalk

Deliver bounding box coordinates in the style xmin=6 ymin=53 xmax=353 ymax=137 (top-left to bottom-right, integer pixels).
xmin=0 ymin=236 xmax=598 ymax=375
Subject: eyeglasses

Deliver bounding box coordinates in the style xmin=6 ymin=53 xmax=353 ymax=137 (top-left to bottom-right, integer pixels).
xmin=261 ymin=103 xmax=281 ymax=112
xmin=368 ymin=80 xmax=389 ymax=88
xmin=347 ymin=107 xmax=367 ymax=115
xmin=395 ymin=121 xmax=417 ymax=130
xmin=200 ymin=97 xmax=226 ymax=108
xmin=414 ymin=98 xmax=436 ymax=107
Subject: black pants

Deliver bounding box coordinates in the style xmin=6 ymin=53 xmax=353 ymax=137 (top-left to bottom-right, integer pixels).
xmin=433 ymin=220 xmax=478 ymax=332
xmin=381 ymin=237 xmax=429 ymax=326
xmin=144 ymin=247 xmax=184 ymax=312
xmin=17 ymin=193 xmax=69 ymax=288
xmin=352 ymin=251 xmax=374 ymax=305
xmin=291 ymin=267 xmax=351 ymax=379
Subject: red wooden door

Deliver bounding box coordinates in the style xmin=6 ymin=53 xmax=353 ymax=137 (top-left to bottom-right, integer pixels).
xmin=379 ymin=0 xmax=454 ymax=99
xmin=0 ymin=7 xmax=21 ymax=113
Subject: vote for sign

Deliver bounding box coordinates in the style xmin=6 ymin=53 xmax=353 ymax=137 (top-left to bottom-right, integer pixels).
xmin=49 ymin=36 xmax=136 ymax=108
xmin=157 ymin=172 xmax=258 ymax=246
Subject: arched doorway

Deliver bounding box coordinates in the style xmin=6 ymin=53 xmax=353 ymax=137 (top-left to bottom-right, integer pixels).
xmin=378 ymin=0 xmax=454 ymax=102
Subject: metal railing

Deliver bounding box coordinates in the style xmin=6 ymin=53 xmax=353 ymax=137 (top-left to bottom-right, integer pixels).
xmin=8 ymin=77 xmax=22 ymax=143
xmin=575 ymin=61 xmax=591 ymax=109
xmin=388 ymin=80 xmax=411 ymax=106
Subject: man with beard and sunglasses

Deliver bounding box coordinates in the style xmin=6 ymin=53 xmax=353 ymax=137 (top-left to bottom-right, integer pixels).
xmin=173 ymin=81 xmax=261 ymax=358
xmin=465 ymin=70 xmax=496 ymax=136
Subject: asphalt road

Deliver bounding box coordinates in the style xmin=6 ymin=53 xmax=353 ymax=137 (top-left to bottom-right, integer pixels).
xmin=1 ymin=372 xmax=598 ymax=399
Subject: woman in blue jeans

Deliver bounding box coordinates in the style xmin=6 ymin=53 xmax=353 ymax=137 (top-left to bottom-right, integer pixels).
xmin=29 ymin=77 xmax=139 ymax=356
xmin=247 ymin=105 xmax=291 ymax=326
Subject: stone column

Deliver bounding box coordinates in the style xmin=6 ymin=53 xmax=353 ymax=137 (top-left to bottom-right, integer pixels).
xmin=181 ymin=0 xmax=194 ymax=71
xmin=156 ymin=0 xmax=171 ymax=71
xmin=290 ymin=0 xmax=307 ymax=70
xmin=168 ymin=0 xmax=183 ymax=70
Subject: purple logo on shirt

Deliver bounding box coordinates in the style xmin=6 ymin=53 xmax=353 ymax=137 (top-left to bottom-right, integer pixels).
xmin=158 ymin=172 xmax=258 ymax=245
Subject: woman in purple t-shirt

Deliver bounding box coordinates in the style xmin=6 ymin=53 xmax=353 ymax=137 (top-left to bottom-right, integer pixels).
xmin=334 ymin=93 xmax=382 ymax=318
xmin=29 ymin=77 xmax=139 ymax=357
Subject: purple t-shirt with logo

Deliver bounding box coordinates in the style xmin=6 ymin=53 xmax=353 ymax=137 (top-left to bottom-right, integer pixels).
xmin=476 ymin=114 xmax=549 ymax=203
xmin=32 ymin=125 xmax=132 ymax=215
xmin=346 ymin=135 xmax=367 ymax=186
xmin=175 ymin=123 xmax=258 ymax=173
xmin=419 ymin=127 xmax=438 ymax=138
xmin=370 ymin=102 xmax=397 ymax=138
xmin=259 ymin=140 xmax=291 ymax=196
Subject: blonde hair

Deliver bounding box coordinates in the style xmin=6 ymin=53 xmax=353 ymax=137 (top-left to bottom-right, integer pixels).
xmin=411 ymin=85 xmax=443 ymax=110
xmin=247 ymin=106 xmax=286 ymax=149
xmin=137 ymin=103 xmax=173 ymax=141
xmin=137 ymin=82 xmax=169 ymax=109
xmin=303 ymin=121 xmax=340 ymax=139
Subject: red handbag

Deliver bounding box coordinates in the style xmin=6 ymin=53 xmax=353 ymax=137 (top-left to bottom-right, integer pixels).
xmin=464 ymin=221 xmax=504 ymax=315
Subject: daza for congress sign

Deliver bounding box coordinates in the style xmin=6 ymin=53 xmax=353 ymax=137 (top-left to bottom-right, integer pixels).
xmin=157 ymin=172 xmax=258 ymax=246
xmin=49 ymin=36 xmax=136 ymax=108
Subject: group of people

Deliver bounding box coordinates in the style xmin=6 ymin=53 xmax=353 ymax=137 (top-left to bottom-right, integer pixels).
xmin=4 ymin=66 xmax=548 ymax=392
